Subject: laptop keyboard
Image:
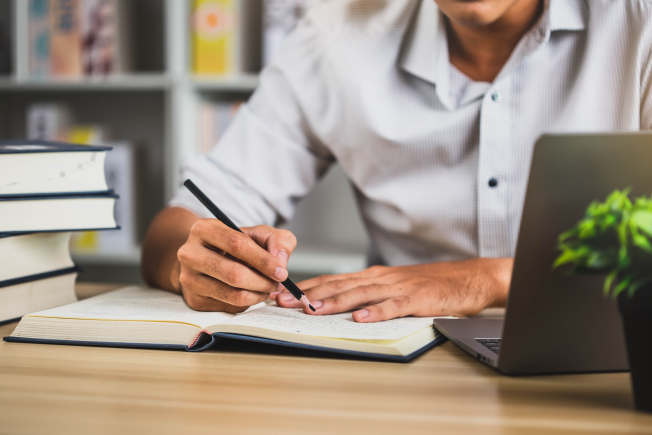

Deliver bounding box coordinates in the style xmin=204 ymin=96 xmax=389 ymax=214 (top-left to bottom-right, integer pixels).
xmin=476 ymin=338 xmax=501 ymax=354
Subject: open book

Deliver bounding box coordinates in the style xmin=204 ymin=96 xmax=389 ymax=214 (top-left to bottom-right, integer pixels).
xmin=5 ymin=287 xmax=446 ymax=362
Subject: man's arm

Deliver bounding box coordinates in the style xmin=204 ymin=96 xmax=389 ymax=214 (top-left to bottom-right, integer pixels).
xmin=141 ymin=207 xmax=199 ymax=292
xmin=141 ymin=7 xmax=335 ymax=311
xmin=275 ymin=258 xmax=513 ymax=322
xmin=142 ymin=206 xmax=299 ymax=313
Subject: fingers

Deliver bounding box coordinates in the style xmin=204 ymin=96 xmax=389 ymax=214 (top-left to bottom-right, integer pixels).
xmin=306 ymin=283 xmax=402 ymax=315
xmin=352 ymin=296 xmax=415 ymax=323
xmin=178 ymin=242 xmax=277 ymax=293
xmin=179 ymin=270 xmax=268 ymax=311
xmin=275 ymin=277 xmax=374 ymax=308
xmin=244 ymin=226 xmax=297 ymax=268
xmin=190 ymin=220 xmax=289 ymax=283
xmin=294 ymin=265 xmax=389 ymax=292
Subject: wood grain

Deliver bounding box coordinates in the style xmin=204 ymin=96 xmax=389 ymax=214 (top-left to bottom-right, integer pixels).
xmin=1 ymin=284 xmax=651 ymax=434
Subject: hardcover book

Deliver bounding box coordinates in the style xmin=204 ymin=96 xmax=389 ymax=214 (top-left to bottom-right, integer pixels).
xmin=0 ymin=193 xmax=118 ymax=233
xmin=0 ymin=267 xmax=78 ymax=324
xmin=6 ymin=287 xmax=447 ymax=362
xmin=0 ymin=232 xmax=74 ymax=283
xmin=0 ymin=140 xmax=111 ymax=196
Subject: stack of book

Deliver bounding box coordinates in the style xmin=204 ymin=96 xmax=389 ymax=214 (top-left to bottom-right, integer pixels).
xmin=0 ymin=140 xmax=118 ymax=324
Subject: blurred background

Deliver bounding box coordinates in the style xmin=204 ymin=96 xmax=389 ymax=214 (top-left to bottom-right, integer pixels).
xmin=0 ymin=0 xmax=369 ymax=285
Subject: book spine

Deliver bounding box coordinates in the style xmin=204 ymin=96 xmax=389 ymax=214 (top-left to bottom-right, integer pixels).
xmin=29 ymin=0 xmax=51 ymax=77
xmin=192 ymin=0 xmax=237 ymax=75
xmin=80 ymin=0 xmax=131 ymax=76
xmin=50 ymin=0 xmax=82 ymax=77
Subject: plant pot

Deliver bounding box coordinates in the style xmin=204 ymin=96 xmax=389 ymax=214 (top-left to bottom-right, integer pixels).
xmin=618 ymin=287 xmax=652 ymax=413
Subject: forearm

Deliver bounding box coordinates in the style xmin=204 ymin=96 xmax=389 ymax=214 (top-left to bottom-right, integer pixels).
xmin=141 ymin=207 xmax=200 ymax=292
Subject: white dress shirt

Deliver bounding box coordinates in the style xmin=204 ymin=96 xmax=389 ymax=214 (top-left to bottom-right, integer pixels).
xmin=171 ymin=0 xmax=652 ymax=266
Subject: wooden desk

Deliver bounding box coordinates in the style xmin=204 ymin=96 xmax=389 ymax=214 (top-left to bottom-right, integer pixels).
xmin=1 ymin=284 xmax=651 ymax=434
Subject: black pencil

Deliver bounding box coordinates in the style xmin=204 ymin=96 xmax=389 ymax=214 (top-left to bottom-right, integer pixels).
xmin=183 ymin=179 xmax=316 ymax=312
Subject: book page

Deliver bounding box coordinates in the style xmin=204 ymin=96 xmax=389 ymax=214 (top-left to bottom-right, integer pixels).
xmin=221 ymin=306 xmax=436 ymax=340
xmin=26 ymin=286 xmax=236 ymax=329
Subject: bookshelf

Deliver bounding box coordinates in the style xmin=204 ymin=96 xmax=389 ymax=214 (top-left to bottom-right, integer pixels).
xmin=0 ymin=0 xmax=369 ymax=283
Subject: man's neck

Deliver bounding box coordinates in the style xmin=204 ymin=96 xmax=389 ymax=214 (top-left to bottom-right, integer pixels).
xmin=446 ymin=0 xmax=544 ymax=83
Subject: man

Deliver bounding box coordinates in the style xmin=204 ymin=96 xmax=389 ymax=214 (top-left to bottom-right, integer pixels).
xmin=142 ymin=0 xmax=652 ymax=322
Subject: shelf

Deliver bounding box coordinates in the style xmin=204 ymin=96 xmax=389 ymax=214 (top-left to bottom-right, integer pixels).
xmin=0 ymin=74 xmax=261 ymax=92
xmin=0 ymin=74 xmax=171 ymax=91
xmin=191 ymin=74 xmax=259 ymax=92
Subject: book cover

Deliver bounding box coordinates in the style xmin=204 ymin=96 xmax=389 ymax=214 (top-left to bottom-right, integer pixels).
xmin=0 ymin=139 xmax=112 ymax=154
xmin=192 ymin=0 xmax=237 ymax=75
xmin=29 ymin=0 xmax=51 ymax=77
xmin=50 ymin=0 xmax=83 ymax=77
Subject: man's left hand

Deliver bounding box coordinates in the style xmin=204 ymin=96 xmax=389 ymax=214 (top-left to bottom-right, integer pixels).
xmin=273 ymin=258 xmax=513 ymax=322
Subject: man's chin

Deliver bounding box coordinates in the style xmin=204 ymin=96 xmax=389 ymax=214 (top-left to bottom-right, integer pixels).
xmin=435 ymin=0 xmax=514 ymax=27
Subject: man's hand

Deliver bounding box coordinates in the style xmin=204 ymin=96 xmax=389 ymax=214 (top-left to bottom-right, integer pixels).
xmin=174 ymin=220 xmax=297 ymax=313
xmin=274 ymin=258 xmax=513 ymax=322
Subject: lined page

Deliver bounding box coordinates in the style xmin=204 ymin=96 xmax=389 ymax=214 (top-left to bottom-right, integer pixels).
xmin=25 ymin=286 xmax=236 ymax=329
xmin=222 ymin=306 xmax=435 ymax=340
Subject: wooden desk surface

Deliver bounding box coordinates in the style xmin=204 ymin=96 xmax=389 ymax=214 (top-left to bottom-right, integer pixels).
xmin=1 ymin=283 xmax=651 ymax=435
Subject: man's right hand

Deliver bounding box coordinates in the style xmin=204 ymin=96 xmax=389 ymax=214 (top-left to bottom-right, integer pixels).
xmin=174 ymin=219 xmax=297 ymax=313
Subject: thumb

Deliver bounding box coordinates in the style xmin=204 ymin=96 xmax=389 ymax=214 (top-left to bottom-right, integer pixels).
xmin=242 ymin=226 xmax=297 ymax=269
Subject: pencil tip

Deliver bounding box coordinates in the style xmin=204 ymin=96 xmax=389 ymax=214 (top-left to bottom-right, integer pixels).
xmin=309 ymin=304 xmax=316 ymax=312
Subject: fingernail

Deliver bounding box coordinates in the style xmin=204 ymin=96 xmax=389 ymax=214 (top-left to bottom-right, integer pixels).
xmin=269 ymin=291 xmax=281 ymax=299
xmin=280 ymin=293 xmax=295 ymax=303
xmin=276 ymin=250 xmax=289 ymax=267
xmin=311 ymin=300 xmax=323 ymax=309
xmin=275 ymin=267 xmax=288 ymax=281
xmin=355 ymin=309 xmax=370 ymax=319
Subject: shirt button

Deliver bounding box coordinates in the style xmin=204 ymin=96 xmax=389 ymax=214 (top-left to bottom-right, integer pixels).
xmin=491 ymin=92 xmax=500 ymax=102
xmin=488 ymin=178 xmax=498 ymax=188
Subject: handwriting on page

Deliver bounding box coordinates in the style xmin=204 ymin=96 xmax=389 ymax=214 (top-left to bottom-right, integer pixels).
xmin=227 ymin=306 xmax=434 ymax=340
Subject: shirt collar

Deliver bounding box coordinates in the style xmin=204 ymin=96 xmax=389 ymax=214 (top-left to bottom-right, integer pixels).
xmin=399 ymin=0 xmax=451 ymax=108
xmin=549 ymin=0 xmax=588 ymax=32
xmin=398 ymin=0 xmax=588 ymax=107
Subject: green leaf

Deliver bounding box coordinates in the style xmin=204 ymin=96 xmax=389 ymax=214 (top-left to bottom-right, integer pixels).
xmin=585 ymin=250 xmax=617 ymax=270
xmin=612 ymin=274 xmax=635 ymax=299
xmin=604 ymin=269 xmax=619 ymax=297
xmin=632 ymin=210 xmax=652 ymax=237
xmin=632 ymin=233 xmax=652 ymax=255
xmin=558 ymin=228 xmax=578 ymax=243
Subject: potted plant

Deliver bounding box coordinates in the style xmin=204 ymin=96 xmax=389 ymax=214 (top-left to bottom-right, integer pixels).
xmin=554 ymin=189 xmax=652 ymax=412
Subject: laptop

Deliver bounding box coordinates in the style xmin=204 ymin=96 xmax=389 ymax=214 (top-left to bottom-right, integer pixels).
xmin=433 ymin=132 xmax=652 ymax=375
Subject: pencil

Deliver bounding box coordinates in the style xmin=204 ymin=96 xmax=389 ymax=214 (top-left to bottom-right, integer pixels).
xmin=183 ymin=179 xmax=316 ymax=312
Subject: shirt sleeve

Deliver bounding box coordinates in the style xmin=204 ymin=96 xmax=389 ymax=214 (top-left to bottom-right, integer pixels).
xmin=170 ymin=8 xmax=336 ymax=227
